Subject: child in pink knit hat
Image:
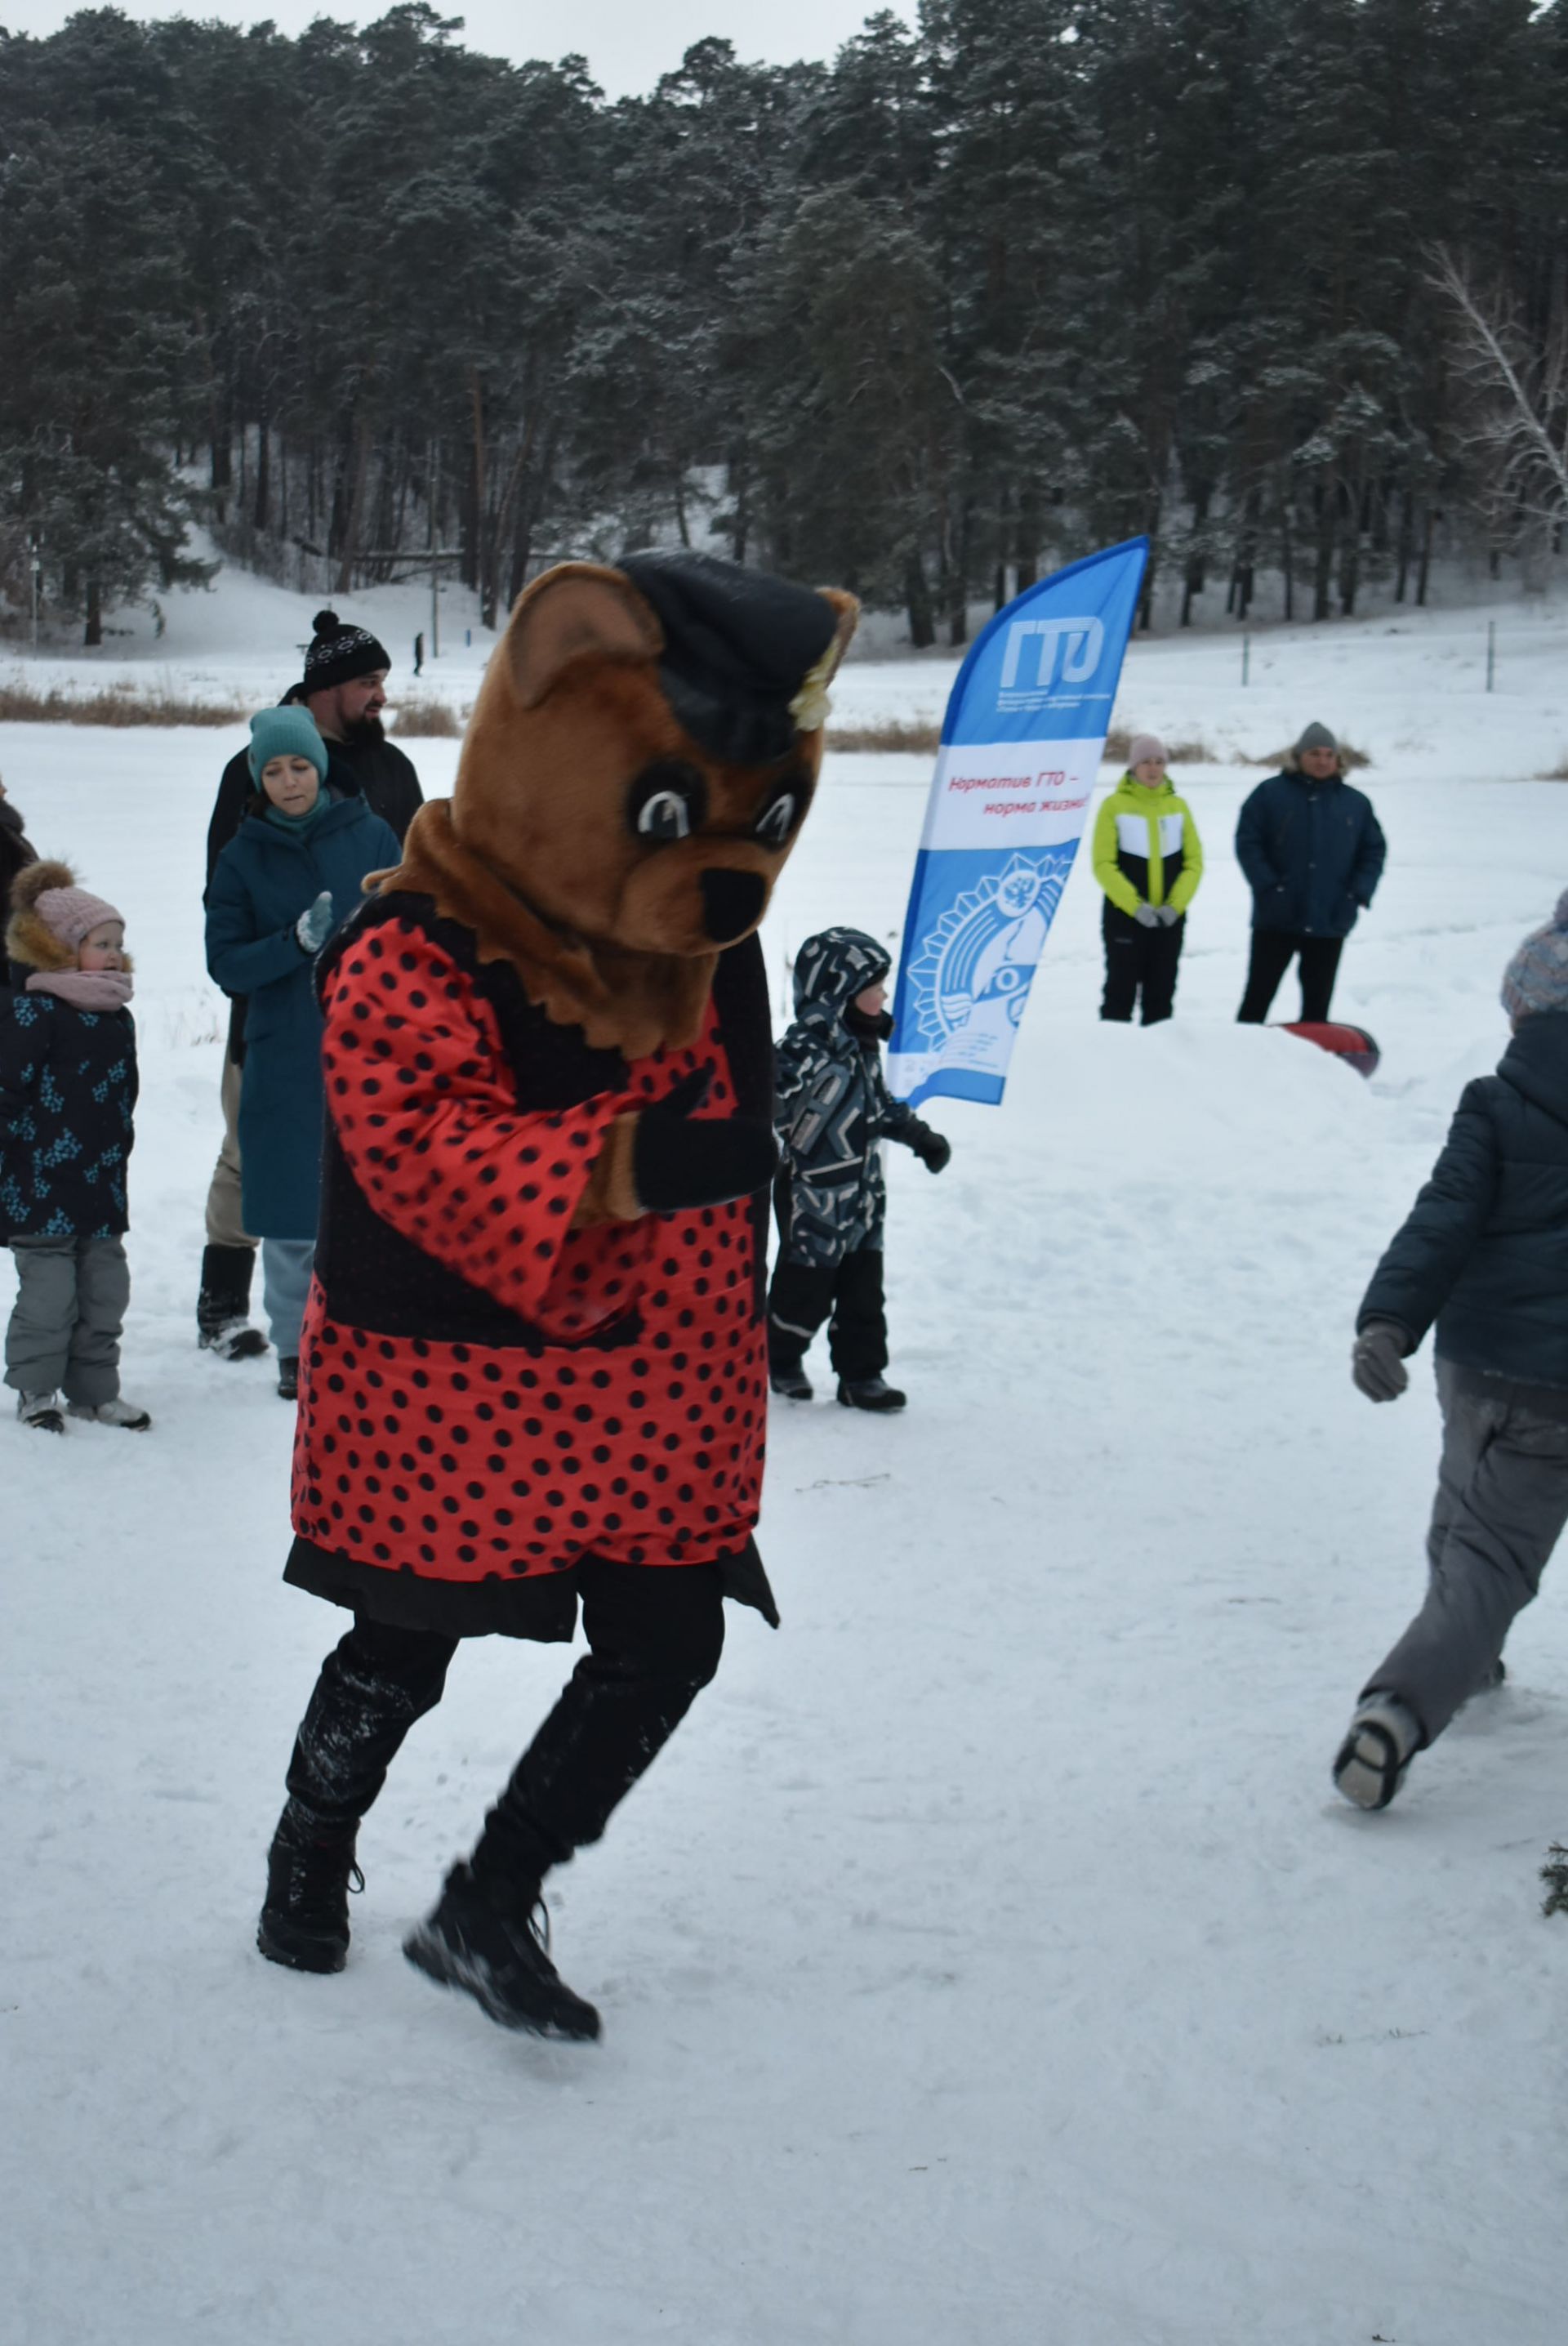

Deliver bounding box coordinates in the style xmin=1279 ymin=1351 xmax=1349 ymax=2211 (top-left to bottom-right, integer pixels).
xmin=0 ymin=859 xmax=149 ymax=1432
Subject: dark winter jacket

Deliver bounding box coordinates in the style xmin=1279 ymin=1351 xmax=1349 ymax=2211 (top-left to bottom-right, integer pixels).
xmin=1358 ymin=1013 xmax=1568 ymax=1390
xmin=283 ymin=895 xmax=778 ymax=1642
xmin=207 ymin=722 xmax=421 ymax=1058
xmin=774 ymin=927 xmax=933 ymax=1268
xmin=1235 ymin=768 xmax=1385 ymax=937
xmin=0 ymin=988 xmax=137 ymax=1238
xmin=0 ymin=798 xmax=38 ymax=930
xmin=205 ymin=788 xmax=400 ymax=1240
xmin=207 ymin=726 xmax=421 ymax=887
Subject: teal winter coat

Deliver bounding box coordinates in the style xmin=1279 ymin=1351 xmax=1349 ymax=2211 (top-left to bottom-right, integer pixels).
xmin=205 ymin=790 xmax=399 ymax=1239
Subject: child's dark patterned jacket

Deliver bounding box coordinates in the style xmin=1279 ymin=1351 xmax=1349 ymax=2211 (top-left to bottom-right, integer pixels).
xmin=0 ymin=985 xmax=137 ymax=1238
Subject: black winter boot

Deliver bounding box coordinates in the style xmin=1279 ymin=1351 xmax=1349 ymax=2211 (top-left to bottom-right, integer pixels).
xmin=769 ymin=1363 xmax=813 ymax=1401
xmin=257 ymin=1808 xmax=363 ymax=1974
xmin=403 ymin=1863 xmax=601 ymax=2040
xmin=837 ymin=1376 xmax=906 ymax=1412
xmin=277 ymin=1355 xmax=300 ymax=1401
xmin=198 ymin=1243 xmax=268 ymax=1360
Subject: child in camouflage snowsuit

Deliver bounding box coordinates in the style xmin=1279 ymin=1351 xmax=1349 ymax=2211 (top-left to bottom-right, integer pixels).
xmin=768 ymin=927 xmax=950 ymax=1413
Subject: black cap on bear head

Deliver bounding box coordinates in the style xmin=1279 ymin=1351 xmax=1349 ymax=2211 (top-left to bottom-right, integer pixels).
xmin=618 ymin=549 xmax=842 ymax=768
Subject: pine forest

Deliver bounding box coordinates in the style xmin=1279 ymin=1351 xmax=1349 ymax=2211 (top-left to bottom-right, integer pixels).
xmin=2 ymin=0 xmax=1568 ymax=644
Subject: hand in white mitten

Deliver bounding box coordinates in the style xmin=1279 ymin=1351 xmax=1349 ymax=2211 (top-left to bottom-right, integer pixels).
xmin=1134 ymin=903 xmax=1160 ymax=929
xmin=296 ymin=890 xmax=334 ymax=954
xmin=1156 ymin=903 xmax=1183 ymax=926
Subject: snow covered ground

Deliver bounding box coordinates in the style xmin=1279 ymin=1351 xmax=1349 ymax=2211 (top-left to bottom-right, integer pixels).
xmin=5 ymin=600 xmax=1568 ymax=2341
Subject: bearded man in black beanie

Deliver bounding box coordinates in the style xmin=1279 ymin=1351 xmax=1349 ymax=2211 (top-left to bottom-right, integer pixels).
xmin=195 ymin=613 xmax=425 ymax=1361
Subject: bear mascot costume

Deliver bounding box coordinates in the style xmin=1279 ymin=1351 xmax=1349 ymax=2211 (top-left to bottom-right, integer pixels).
xmin=256 ymin=551 xmax=857 ymax=2040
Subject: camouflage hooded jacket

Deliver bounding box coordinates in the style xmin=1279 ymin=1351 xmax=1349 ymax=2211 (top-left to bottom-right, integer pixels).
xmin=773 ymin=926 xmax=925 ymax=1267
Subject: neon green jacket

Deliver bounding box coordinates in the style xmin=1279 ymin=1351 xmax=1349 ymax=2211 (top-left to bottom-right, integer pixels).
xmin=1091 ymin=775 xmax=1205 ymax=917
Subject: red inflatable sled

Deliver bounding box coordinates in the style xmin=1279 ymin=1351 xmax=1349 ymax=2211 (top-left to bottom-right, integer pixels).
xmin=1278 ymin=1020 xmax=1380 ymax=1078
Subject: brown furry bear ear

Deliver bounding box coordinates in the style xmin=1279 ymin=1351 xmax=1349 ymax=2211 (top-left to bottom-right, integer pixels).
xmin=817 ymin=589 xmax=859 ymax=680
xmin=506 ymin=563 xmax=664 ymax=711
xmin=9 ymin=857 xmax=77 ymax=912
xmin=786 ymin=588 xmax=860 ymax=735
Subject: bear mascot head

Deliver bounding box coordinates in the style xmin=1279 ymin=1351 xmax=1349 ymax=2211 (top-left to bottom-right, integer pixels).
xmin=381 ymin=551 xmax=859 ymax=1059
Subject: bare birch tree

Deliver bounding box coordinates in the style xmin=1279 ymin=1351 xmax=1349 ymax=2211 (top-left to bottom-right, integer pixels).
xmin=1430 ymin=247 xmax=1568 ymax=543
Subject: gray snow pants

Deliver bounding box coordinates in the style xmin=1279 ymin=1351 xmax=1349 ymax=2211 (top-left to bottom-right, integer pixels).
xmin=1362 ymin=1357 xmax=1568 ymax=1742
xmin=5 ymin=1236 xmax=129 ymax=1406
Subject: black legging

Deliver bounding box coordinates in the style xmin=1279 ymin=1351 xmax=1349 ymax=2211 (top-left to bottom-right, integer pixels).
xmin=283 ymin=1557 xmax=725 ymax=1891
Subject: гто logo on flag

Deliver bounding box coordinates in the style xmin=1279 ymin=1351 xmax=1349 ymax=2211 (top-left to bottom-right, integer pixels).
xmin=888 ymin=539 xmax=1148 ymax=1110
xmin=998 ymin=614 xmax=1107 ymax=705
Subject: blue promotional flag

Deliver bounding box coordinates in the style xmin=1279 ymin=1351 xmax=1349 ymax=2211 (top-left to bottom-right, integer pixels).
xmin=887 ymin=537 xmax=1149 ymax=1108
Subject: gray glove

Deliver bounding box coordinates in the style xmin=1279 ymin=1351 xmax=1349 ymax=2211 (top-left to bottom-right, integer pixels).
xmin=1134 ymin=903 xmax=1160 ymax=929
xmin=1352 ymin=1320 xmax=1410 ymax=1403
xmin=295 ymin=890 xmax=334 ymax=954
xmin=1156 ymin=903 xmax=1183 ymax=926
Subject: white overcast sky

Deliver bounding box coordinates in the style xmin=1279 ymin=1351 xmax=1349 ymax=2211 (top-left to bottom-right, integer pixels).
xmin=0 ymin=2 xmax=915 ymax=100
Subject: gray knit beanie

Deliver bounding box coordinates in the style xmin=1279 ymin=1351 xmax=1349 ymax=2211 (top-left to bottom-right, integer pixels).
xmin=1501 ymin=889 xmax=1568 ymax=1022
xmin=1294 ymin=720 xmax=1338 ymax=755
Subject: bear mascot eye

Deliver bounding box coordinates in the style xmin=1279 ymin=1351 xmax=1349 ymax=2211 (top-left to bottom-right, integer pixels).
xmin=754 ymin=791 xmax=797 ymax=847
xmin=629 ymin=762 xmax=707 ymax=843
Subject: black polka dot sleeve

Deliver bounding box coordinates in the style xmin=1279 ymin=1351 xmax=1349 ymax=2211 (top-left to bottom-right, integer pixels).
xmin=320 ymin=934 xmax=636 ymax=1321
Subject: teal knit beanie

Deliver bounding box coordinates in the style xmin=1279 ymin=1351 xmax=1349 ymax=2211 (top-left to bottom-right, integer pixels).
xmin=247 ymin=706 xmax=328 ymax=784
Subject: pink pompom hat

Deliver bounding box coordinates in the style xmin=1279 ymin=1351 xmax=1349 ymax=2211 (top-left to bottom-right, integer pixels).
xmin=6 ymin=859 xmax=124 ymax=972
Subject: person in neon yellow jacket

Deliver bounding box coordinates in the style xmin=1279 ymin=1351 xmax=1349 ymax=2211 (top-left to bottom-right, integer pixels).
xmin=1090 ymin=734 xmax=1205 ymax=1024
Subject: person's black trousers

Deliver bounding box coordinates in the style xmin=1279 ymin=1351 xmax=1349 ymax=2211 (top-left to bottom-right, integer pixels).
xmin=768 ymin=1177 xmax=889 ymax=1381
xmin=768 ymin=1247 xmax=889 ymax=1380
xmin=1100 ymin=903 xmax=1184 ymax=1024
xmin=1236 ymin=928 xmax=1344 ymax=1024
xmin=282 ymin=1558 xmax=725 ymax=1893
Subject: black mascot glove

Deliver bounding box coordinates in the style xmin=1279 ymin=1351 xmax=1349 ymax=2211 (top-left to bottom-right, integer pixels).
xmin=906 ymin=1119 xmax=951 ymax=1175
xmin=633 ymin=1067 xmax=777 ymax=1211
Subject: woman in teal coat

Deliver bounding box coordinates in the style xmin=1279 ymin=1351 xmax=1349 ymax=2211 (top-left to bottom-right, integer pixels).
xmin=206 ymin=707 xmax=399 ymax=1394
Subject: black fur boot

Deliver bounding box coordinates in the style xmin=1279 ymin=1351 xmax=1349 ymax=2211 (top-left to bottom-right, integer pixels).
xmin=837 ymin=1376 xmax=906 ymax=1412
xmin=198 ymin=1243 xmax=268 ymax=1361
xmin=257 ymin=1805 xmax=363 ymax=1974
xmin=403 ymin=1863 xmax=600 ymax=2040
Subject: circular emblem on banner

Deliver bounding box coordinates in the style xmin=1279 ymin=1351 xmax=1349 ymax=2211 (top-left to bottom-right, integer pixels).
xmin=905 ymin=847 xmax=1075 ymax=1050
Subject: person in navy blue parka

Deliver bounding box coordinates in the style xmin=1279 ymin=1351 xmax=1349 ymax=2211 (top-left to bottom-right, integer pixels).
xmin=206 ymin=708 xmax=399 ymax=1395
xmin=1333 ymin=890 xmax=1568 ymax=1813
xmin=1235 ymin=722 xmax=1385 ymax=1024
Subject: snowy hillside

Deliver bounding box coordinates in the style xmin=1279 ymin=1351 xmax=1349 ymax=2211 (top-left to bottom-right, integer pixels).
xmin=3 ymin=582 xmax=1568 ymax=2340
xmin=9 ymin=535 xmax=1568 ymax=789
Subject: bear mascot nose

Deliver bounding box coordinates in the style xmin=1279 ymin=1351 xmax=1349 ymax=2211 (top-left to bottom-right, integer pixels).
xmin=699 ymin=867 xmax=767 ymax=943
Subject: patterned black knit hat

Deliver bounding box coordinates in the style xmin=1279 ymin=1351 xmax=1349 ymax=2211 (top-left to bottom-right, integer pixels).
xmin=618 ymin=550 xmax=840 ymax=767
xmin=300 ymin=609 xmax=391 ymax=695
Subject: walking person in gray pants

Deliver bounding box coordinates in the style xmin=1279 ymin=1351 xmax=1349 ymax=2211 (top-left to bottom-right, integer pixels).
xmin=1334 ymin=889 xmax=1568 ymax=1808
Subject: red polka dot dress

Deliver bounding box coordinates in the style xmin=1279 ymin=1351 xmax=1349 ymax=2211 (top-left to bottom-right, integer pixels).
xmin=285 ymin=900 xmax=775 ymax=1637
